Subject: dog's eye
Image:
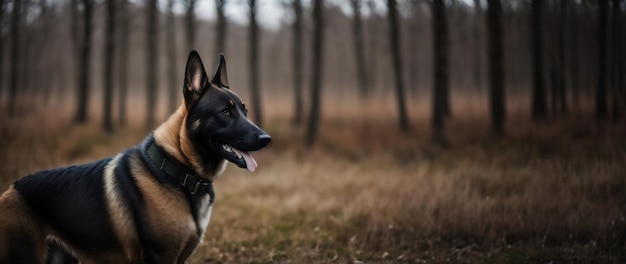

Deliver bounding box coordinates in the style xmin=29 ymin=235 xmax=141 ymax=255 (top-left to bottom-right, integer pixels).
xmin=222 ymin=109 xmax=231 ymax=116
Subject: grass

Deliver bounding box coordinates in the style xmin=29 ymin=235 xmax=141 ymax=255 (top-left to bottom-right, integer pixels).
xmin=0 ymin=97 xmax=625 ymax=263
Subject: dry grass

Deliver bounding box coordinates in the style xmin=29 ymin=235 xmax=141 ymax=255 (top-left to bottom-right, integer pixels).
xmin=0 ymin=97 xmax=625 ymax=263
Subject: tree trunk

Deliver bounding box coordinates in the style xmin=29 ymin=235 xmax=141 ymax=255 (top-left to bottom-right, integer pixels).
xmin=146 ymin=0 xmax=158 ymax=128
xmin=387 ymin=0 xmax=409 ymax=131
xmin=292 ymin=0 xmax=303 ymax=125
xmin=306 ymin=0 xmax=324 ymax=146
xmin=557 ymin=0 xmax=567 ymax=115
xmin=249 ymin=0 xmax=263 ymax=127
xmin=75 ymin=0 xmax=93 ymax=123
xmin=531 ymin=0 xmax=547 ymax=120
xmin=118 ymin=0 xmax=129 ymax=125
xmin=351 ymin=0 xmax=368 ymax=98
xmin=432 ymin=0 xmax=448 ymax=138
xmin=0 ymin=0 xmax=5 ymax=100
xmin=185 ymin=0 xmax=196 ymax=51
xmin=102 ymin=0 xmax=116 ymax=132
xmin=487 ymin=0 xmax=505 ymax=134
xmin=611 ymin=0 xmax=622 ymax=119
xmin=367 ymin=0 xmax=378 ymax=94
xmin=596 ymin=0 xmax=608 ymax=120
xmin=166 ymin=0 xmax=178 ymax=114
xmin=215 ymin=0 xmax=227 ymax=61
xmin=569 ymin=3 xmax=580 ymax=111
xmin=8 ymin=0 xmax=20 ymax=115
xmin=473 ymin=0 xmax=482 ymax=92
xmin=408 ymin=2 xmax=420 ymax=95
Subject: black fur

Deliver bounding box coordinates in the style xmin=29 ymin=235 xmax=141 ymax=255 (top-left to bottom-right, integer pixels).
xmin=13 ymin=159 xmax=123 ymax=254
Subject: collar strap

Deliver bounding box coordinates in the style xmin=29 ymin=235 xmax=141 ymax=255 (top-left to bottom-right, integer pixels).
xmin=146 ymin=142 xmax=214 ymax=200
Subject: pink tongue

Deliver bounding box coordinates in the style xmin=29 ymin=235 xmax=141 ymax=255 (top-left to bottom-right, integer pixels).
xmin=233 ymin=149 xmax=258 ymax=171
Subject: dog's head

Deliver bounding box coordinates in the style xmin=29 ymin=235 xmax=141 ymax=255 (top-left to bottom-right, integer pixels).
xmin=182 ymin=51 xmax=270 ymax=172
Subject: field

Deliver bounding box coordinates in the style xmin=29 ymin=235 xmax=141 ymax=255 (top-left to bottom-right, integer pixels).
xmin=0 ymin=97 xmax=625 ymax=263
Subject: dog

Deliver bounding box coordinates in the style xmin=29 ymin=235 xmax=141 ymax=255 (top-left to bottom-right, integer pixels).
xmin=0 ymin=51 xmax=271 ymax=263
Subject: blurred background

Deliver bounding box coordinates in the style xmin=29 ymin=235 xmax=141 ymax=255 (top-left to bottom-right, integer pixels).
xmin=0 ymin=0 xmax=625 ymax=263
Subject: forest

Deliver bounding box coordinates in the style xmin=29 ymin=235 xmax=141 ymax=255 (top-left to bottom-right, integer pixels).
xmin=0 ymin=0 xmax=625 ymax=263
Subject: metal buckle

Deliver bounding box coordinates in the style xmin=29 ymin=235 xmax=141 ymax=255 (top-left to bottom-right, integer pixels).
xmin=192 ymin=182 xmax=201 ymax=195
xmin=182 ymin=174 xmax=191 ymax=187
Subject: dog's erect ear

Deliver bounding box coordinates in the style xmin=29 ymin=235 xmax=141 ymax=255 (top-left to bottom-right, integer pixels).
xmin=183 ymin=50 xmax=209 ymax=107
xmin=211 ymin=54 xmax=229 ymax=89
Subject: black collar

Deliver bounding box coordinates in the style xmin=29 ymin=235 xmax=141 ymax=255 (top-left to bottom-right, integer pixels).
xmin=146 ymin=141 xmax=215 ymax=202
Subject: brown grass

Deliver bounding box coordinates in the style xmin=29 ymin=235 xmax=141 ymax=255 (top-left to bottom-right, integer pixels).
xmin=0 ymin=96 xmax=625 ymax=263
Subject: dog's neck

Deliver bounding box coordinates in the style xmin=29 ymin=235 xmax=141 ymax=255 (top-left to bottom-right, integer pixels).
xmin=153 ymin=104 xmax=216 ymax=181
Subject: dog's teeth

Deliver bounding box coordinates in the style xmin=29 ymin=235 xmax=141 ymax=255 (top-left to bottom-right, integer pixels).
xmin=222 ymin=145 xmax=233 ymax=152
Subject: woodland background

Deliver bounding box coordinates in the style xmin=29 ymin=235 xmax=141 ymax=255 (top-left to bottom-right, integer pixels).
xmin=0 ymin=0 xmax=625 ymax=263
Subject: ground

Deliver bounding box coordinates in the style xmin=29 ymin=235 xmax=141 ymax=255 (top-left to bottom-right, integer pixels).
xmin=0 ymin=99 xmax=624 ymax=263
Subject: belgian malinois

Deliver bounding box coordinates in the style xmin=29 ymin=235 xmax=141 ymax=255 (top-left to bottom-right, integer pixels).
xmin=0 ymin=51 xmax=271 ymax=263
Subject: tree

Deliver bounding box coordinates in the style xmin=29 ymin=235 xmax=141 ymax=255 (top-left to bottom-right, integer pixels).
xmin=215 ymin=0 xmax=227 ymax=61
xmin=531 ymin=0 xmax=547 ymax=120
xmin=556 ymin=0 xmax=567 ymax=115
xmin=75 ymin=0 xmax=93 ymax=123
xmin=472 ymin=0 xmax=482 ymax=92
xmin=292 ymin=0 xmax=303 ymax=125
xmin=611 ymin=0 xmax=622 ymax=119
xmin=184 ymin=0 xmax=197 ymax=51
xmin=387 ymin=0 xmax=409 ymax=131
xmin=487 ymin=0 xmax=505 ymax=134
xmin=9 ymin=0 xmax=21 ymax=114
xmin=596 ymin=0 xmax=608 ymax=120
xmin=351 ymin=0 xmax=368 ymax=98
xmin=306 ymin=0 xmax=324 ymax=146
xmin=248 ymin=0 xmax=263 ymax=127
xmin=166 ymin=0 xmax=178 ymax=114
xmin=0 ymin=0 xmax=5 ymax=100
xmin=102 ymin=0 xmax=116 ymax=132
xmin=118 ymin=0 xmax=129 ymax=125
xmin=432 ymin=0 xmax=449 ymax=139
xmin=146 ymin=0 xmax=158 ymax=128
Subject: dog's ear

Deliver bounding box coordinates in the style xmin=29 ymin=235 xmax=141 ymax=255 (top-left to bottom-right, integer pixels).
xmin=211 ymin=54 xmax=229 ymax=89
xmin=183 ymin=50 xmax=209 ymax=107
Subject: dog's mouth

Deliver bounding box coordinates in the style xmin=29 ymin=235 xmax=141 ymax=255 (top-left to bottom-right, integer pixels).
xmin=219 ymin=143 xmax=258 ymax=171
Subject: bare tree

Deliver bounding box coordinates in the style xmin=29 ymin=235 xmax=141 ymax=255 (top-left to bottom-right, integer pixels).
xmin=0 ymin=0 xmax=5 ymax=99
xmin=306 ymin=0 xmax=324 ymax=146
xmin=103 ymin=0 xmax=116 ymax=132
xmin=351 ymin=0 xmax=368 ymax=98
xmin=367 ymin=0 xmax=378 ymax=93
xmin=166 ymin=0 xmax=178 ymax=114
xmin=387 ymin=0 xmax=409 ymax=131
xmin=531 ymin=0 xmax=547 ymax=120
xmin=248 ymin=0 xmax=263 ymax=127
xmin=118 ymin=0 xmax=129 ymax=125
xmin=215 ymin=0 xmax=227 ymax=61
xmin=611 ymin=0 xmax=622 ymax=119
xmin=432 ymin=0 xmax=449 ymax=139
xmin=596 ymin=0 xmax=608 ymax=120
xmin=146 ymin=0 xmax=158 ymax=128
xmin=73 ymin=0 xmax=93 ymax=123
xmin=473 ymin=0 xmax=482 ymax=92
xmin=8 ymin=0 xmax=21 ymax=114
xmin=487 ymin=0 xmax=505 ymax=134
xmin=556 ymin=0 xmax=567 ymax=116
xmin=184 ymin=0 xmax=197 ymax=51
xmin=292 ymin=0 xmax=303 ymax=125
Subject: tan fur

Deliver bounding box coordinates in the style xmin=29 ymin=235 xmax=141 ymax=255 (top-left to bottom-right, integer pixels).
xmin=103 ymin=154 xmax=140 ymax=262
xmin=0 ymin=186 xmax=47 ymax=263
xmin=154 ymin=104 xmax=193 ymax=168
xmin=130 ymin=155 xmax=200 ymax=262
xmin=154 ymin=103 xmax=219 ymax=181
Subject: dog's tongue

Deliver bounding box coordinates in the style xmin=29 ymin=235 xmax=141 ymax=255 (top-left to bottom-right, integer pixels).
xmin=233 ymin=149 xmax=258 ymax=171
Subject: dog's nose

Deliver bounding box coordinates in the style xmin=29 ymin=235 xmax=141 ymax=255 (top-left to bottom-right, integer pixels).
xmin=257 ymin=134 xmax=271 ymax=146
